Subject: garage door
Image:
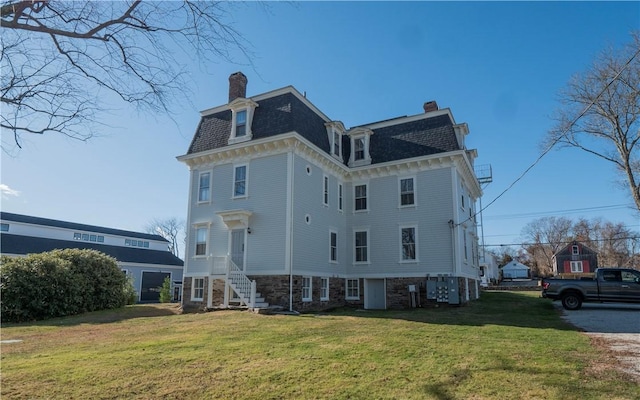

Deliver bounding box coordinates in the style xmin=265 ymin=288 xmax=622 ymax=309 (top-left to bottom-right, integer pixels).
xmin=140 ymin=272 xmax=170 ymax=302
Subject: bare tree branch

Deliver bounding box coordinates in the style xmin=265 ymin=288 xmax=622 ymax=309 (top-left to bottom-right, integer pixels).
xmin=146 ymin=217 xmax=185 ymax=259
xmin=547 ymin=31 xmax=640 ymax=211
xmin=1 ymin=0 xmax=255 ymax=153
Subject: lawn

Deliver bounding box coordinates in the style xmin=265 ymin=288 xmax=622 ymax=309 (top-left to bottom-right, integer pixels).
xmin=1 ymin=291 xmax=638 ymax=400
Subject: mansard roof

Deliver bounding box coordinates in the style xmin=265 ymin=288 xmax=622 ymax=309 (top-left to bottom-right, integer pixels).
xmin=0 ymin=234 xmax=184 ymax=266
xmin=185 ymin=87 xmax=463 ymax=165
xmin=187 ymin=91 xmax=329 ymax=155
xmin=0 ymin=212 xmax=168 ymax=242
xmin=366 ymin=114 xmax=460 ymax=164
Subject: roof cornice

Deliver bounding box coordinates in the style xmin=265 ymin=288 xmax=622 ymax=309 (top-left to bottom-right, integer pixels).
xmin=178 ymin=132 xmax=480 ymax=189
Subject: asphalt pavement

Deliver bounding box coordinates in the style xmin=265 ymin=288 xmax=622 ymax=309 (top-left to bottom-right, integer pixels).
xmin=554 ymin=302 xmax=640 ymax=381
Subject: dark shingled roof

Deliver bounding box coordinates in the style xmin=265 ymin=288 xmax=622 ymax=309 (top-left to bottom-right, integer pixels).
xmin=188 ymin=92 xmax=329 ymax=155
xmin=186 ymin=89 xmax=461 ymax=165
xmin=368 ymin=114 xmax=461 ymax=163
xmin=0 ymin=212 xmax=168 ymax=242
xmin=1 ymin=234 xmax=184 ymax=266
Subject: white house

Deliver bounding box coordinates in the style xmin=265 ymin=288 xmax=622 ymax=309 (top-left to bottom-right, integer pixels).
xmin=501 ymin=261 xmax=530 ymax=280
xmin=0 ymin=212 xmax=184 ymax=302
xmin=177 ymin=72 xmax=483 ymax=311
xmin=479 ymin=253 xmax=500 ymax=287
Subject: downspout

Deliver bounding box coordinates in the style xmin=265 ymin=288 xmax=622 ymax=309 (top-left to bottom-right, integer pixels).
xmin=449 ymin=219 xmax=456 ymax=275
xmin=288 ymin=147 xmax=296 ymax=312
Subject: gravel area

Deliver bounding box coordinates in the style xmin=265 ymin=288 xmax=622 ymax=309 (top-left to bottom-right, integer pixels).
xmin=554 ymin=302 xmax=640 ymax=381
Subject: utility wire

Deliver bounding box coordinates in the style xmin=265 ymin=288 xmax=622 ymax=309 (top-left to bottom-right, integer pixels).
xmin=482 ymin=236 xmax=640 ymax=248
xmin=458 ymin=44 xmax=640 ymax=228
xmin=484 ymin=203 xmax=632 ymax=221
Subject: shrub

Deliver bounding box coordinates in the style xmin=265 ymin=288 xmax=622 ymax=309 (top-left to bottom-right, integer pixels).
xmin=159 ymin=276 xmax=173 ymax=303
xmin=123 ymin=275 xmax=138 ymax=305
xmin=0 ymin=249 xmax=129 ymax=323
xmin=51 ymin=249 xmax=128 ymax=311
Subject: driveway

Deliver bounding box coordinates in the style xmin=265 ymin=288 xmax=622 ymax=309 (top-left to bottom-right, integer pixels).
xmin=554 ymin=302 xmax=640 ymax=381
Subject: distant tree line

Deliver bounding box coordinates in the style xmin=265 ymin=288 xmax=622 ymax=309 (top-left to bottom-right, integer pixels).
xmin=488 ymin=217 xmax=639 ymax=277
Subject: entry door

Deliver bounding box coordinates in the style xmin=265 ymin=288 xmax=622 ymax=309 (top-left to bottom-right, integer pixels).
xmin=231 ymin=229 xmax=245 ymax=270
xmin=365 ymin=279 xmax=386 ymax=310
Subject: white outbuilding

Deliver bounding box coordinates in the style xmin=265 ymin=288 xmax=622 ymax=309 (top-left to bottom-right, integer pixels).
xmin=501 ymin=261 xmax=530 ymax=279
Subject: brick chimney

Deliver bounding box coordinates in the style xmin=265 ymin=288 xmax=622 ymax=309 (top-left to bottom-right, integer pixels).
xmin=423 ymin=100 xmax=439 ymax=113
xmin=228 ymin=72 xmax=247 ymax=102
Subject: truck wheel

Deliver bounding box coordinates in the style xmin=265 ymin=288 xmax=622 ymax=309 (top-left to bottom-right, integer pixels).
xmin=561 ymin=292 xmax=582 ymax=310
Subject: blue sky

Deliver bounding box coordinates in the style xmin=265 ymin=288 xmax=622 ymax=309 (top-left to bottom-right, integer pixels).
xmin=2 ymin=1 xmax=639 ymax=255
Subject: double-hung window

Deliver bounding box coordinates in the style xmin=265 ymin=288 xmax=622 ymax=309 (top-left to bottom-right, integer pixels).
xmin=234 ymin=165 xmax=247 ymax=197
xmin=572 ymin=245 xmax=579 ymax=255
xmin=401 ymin=226 xmax=417 ymax=261
xmin=346 ymin=279 xmax=359 ymax=299
xmin=354 ymin=138 xmax=365 ymax=161
xmin=333 ymin=131 xmax=340 ymax=156
xmin=338 ymin=183 xmax=343 ymax=212
xmin=192 ymin=278 xmax=205 ymax=300
xmin=235 ymin=110 xmax=247 ymax=137
xmin=195 ymin=227 xmax=207 ymax=256
xmin=302 ymin=277 xmax=312 ymax=301
xmin=400 ymin=177 xmax=415 ymax=206
xmin=323 ymin=175 xmax=329 ymax=206
xmin=320 ymin=278 xmax=329 ymax=301
xmin=354 ymin=230 xmax=368 ymax=263
xmin=330 ymin=231 xmax=338 ymax=262
xmin=463 ymin=230 xmax=468 ymax=261
xmin=354 ymin=184 xmax=367 ymax=211
xmin=198 ymin=172 xmax=211 ymax=203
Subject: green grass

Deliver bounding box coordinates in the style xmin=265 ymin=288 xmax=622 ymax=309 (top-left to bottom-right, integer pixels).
xmin=2 ymin=292 xmax=638 ymax=399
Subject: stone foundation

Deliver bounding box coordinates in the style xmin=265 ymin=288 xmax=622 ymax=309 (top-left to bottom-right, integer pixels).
xmin=386 ymin=277 xmax=424 ymax=309
xmin=253 ymin=275 xmax=351 ymax=311
xmin=182 ymin=274 xmax=479 ymax=312
xmin=181 ymin=276 xmax=209 ymax=312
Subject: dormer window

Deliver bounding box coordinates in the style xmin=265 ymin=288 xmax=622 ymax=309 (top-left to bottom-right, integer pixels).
xmin=325 ymin=121 xmax=346 ymax=161
xmin=354 ymin=138 xmax=365 ymax=160
xmin=454 ymin=123 xmax=469 ymax=150
xmin=228 ymin=98 xmax=258 ymax=145
xmin=236 ymin=110 xmax=247 ymax=137
xmin=347 ymin=127 xmax=373 ymax=167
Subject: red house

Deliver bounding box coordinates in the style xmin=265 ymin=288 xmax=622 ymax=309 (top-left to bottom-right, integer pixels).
xmin=552 ymin=241 xmax=598 ymax=275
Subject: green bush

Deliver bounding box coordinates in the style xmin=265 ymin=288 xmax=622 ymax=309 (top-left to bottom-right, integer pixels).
xmin=0 ymin=249 xmax=129 ymax=323
xmin=123 ymin=275 xmax=138 ymax=305
xmin=159 ymin=276 xmax=173 ymax=303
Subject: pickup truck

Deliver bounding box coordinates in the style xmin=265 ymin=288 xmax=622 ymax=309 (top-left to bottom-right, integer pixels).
xmin=541 ymin=268 xmax=640 ymax=310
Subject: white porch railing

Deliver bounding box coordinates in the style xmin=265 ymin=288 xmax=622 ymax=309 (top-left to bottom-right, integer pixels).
xmin=225 ymin=258 xmax=256 ymax=309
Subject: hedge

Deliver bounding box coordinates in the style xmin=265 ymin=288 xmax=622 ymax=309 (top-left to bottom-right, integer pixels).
xmin=1 ymin=249 xmax=133 ymax=322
